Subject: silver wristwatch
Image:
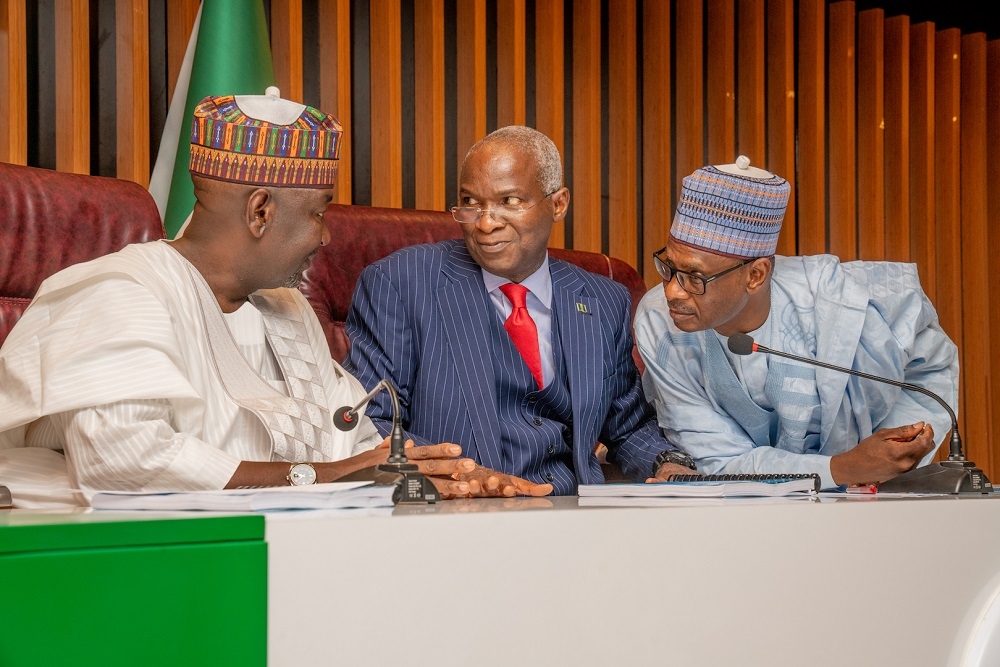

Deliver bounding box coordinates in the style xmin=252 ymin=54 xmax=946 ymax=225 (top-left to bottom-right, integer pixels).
xmin=287 ymin=462 xmax=318 ymax=486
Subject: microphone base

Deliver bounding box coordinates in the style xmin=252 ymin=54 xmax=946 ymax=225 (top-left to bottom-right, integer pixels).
xmin=877 ymin=460 xmax=993 ymax=495
xmin=335 ymin=464 xmax=440 ymax=504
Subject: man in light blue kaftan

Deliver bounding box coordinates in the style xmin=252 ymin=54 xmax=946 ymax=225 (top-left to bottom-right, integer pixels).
xmin=633 ymin=157 xmax=958 ymax=490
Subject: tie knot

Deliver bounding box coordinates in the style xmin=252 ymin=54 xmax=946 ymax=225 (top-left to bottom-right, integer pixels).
xmin=499 ymin=282 xmax=529 ymax=308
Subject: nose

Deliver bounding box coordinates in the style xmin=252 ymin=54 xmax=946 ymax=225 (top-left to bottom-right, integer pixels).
xmin=320 ymin=224 xmax=331 ymax=247
xmin=474 ymin=209 xmax=505 ymax=233
xmin=662 ymin=273 xmax=689 ymax=300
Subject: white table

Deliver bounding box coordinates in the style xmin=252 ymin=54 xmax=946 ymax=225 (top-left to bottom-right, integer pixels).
xmin=265 ymin=494 xmax=1000 ymax=667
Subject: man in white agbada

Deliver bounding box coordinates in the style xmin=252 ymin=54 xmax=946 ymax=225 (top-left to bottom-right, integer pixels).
xmin=634 ymin=156 xmax=959 ymax=490
xmin=0 ymin=89 xmax=478 ymax=508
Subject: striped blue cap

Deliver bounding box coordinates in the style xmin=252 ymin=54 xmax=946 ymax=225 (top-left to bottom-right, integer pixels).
xmin=670 ymin=156 xmax=790 ymax=258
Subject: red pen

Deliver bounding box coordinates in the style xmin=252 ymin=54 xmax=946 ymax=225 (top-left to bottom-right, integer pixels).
xmin=845 ymin=484 xmax=878 ymax=494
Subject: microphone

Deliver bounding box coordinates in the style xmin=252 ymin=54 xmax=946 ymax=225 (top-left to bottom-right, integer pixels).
xmin=727 ymin=332 xmax=992 ymax=494
xmin=333 ymin=379 xmax=439 ymax=504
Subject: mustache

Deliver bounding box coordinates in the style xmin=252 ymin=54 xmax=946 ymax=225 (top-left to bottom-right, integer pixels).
xmin=667 ymin=301 xmax=695 ymax=315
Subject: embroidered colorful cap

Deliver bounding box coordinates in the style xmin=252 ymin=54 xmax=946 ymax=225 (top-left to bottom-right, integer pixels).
xmin=669 ymin=155 xmax=790 ymax=258
xmin=189 ymin=87 xmax=342 ymax=188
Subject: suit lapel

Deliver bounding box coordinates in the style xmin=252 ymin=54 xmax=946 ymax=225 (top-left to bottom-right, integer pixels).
xmin=436 ymin=244 xmax=505 ymax=470
xmin=551 ymin=262 xmax=602 ymax=483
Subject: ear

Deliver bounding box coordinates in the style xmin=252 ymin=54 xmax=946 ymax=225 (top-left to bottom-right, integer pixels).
xmin=551 ymin=186 xmax=571 ymax=223
xmin=746 ymin=257 xmax=774 ymax=293
xmin=246 ymin=188 xmax=272 ymax=238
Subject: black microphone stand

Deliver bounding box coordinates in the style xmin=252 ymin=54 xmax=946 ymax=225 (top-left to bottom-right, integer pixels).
xmin=333 ymin=380 xmax=439 ymax=504
xmin=730 ymin=334 xmax=992 ymax=495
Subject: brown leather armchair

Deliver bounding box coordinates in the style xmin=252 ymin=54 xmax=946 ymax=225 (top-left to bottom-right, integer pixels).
xmin=301 ymin=202 xmax=650 ymax=366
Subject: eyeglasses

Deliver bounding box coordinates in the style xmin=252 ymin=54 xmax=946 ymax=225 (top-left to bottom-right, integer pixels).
xmin=652 ymin=247 xmax=755 ymax=295
xmin=451 ymin=191 xmax=556 ymax=224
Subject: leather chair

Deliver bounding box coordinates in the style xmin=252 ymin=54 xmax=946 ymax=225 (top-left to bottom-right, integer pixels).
xmin=0 ymin=162 xmax=165 ymax=346
xmin=0 ymin=162 xmax=164 ymax=507
xmin=301 ymin=202 xmax=650 ymax=366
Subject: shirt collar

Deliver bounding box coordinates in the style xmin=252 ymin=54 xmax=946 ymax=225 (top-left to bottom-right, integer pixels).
xmin=481 ymin=253 xmax=552 ymax=309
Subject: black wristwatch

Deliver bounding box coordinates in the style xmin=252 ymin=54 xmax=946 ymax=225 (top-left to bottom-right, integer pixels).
xmin=652 ymin=449 xmax=697 ymax=476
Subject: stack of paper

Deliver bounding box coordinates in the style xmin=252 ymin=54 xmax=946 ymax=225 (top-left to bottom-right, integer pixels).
xmin=90 ymin=481 xmax=395 ymax=512
xmin=578 ymin=476 xmax=819 ymax=500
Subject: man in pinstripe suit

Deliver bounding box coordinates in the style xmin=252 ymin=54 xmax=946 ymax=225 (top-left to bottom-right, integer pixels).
xmin=346 ymin=126 xmax=692 ymax=497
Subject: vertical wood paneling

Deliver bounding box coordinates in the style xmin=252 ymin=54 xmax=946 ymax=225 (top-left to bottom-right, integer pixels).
xmin=736 ymin=0 xmax=765 ymax=164
xmin=827 ymin=2 xmax=857 ymax=260
xmin=641 ymin=0 xmax=670 ymax=287
xmin=55 ymin=0 xmax=90 ymax=174
xmin=883 ymin=15 xmax=910 ymax=262
xmin=369 ymin=0 xmax=402 ymax=207
xmin=271 ymin=0 xmax=304 ymax=102
xmin=766 ymin=0 xmax=796 ymax=255
xmin=909 ymin=22 xmax=936 ymax=298
xmin=0 ymin=0 xmax=27 ymax=165
xmin=674 ymin=0 xmax=704 ymax=183
xmin=534 ymin=0 xmax=565 ymax=247
xmin=319 ymin=0 xmax=353 ymax=204
xmin=165 ymin=0 xmax=199 ymax=105
xmin=607 ymin=0 xmax=637 ymax=267
xmin=935 ymin=28 xmax=963 ymax=433
xmin=414 ymin=0 xmax=446 ymax=210
xmin=456 ymin=0 xmax=487 ymax=184
xmin=857 ymin=9 xmax=884 ymax=259
xmin=796 ymin=0 xmax=826 ymax=255
xmin=496 ymin=0 xmax=525 ymax=127
xmin=116 ymin=0 xmax=149 ymax=186
xmin=706 ymin=0 xmax=735 ymax=165
xmin=570 ymin=0 xmax=601 ymax=253
xmin=986 ymin=40 xmax=1000 ymax=473
xmin=960 ymin=33 xmax=990 ymax=468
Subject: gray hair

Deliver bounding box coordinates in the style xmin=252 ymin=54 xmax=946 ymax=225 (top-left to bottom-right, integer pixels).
xmin=464 ymin=125 xmax=563 ymax=194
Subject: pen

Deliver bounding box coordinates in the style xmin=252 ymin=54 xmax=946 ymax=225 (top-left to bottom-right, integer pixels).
xmin=845 ymin=484 xmax=878 ymax=494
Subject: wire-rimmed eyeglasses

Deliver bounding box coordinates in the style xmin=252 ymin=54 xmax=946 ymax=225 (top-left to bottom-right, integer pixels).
xmin=451 ymin=191 xmax=557 ymax=224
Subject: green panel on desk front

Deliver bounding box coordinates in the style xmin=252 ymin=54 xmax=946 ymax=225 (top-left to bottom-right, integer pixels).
xmin=0 ymin=512 xmax=264 ymax=554
xmin=0 ymin=533 xmax=266 ymax=666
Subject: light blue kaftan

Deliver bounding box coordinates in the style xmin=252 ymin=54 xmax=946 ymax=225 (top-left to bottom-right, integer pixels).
xmin=634 ymin=255 xmax=959 ymax=489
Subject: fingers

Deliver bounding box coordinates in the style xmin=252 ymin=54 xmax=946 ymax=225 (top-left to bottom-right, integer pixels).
xmin=882 ymin=422 xmax=926 ymax=442
xmin=513 ymin=478 xmax=553 ymax=497
xmin=452 ymin=468 xmax=552 ymax=498
xmin=427 ymin=475 xmax=471 ymax=499
xmin=415 ymin=457 xmax=476 ymax=476
xmin=404 ymin=442 xmax=463 ymax=460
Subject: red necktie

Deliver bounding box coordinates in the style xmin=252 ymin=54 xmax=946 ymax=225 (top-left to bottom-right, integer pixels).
xmin=499 ymin=282 xmax=545 ymax=389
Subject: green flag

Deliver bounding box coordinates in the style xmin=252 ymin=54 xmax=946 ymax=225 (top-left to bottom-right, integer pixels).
xmin=152 ymin=0 xmax=275 ymax=238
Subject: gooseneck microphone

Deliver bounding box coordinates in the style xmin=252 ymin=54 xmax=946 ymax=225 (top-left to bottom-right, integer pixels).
xmin=727 ymin=332 xmax=991 ymax=494
xmin=333 ymin=379 xmax=439 ymax=504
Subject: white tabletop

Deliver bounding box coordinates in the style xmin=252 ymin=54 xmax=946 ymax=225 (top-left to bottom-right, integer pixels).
xmin=265 ymin=494 xmax=1000 ymax=667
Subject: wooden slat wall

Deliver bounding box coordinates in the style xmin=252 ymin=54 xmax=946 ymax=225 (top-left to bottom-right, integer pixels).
xmin=857 ymin=9 xmax=884 ymax=259
xmin=766 ymin=0 xmax=796 ymax=256
xmin=8 ymin=0 xmax=1000 ymax=483
xmin=960 ymin=33 xmax=991 ymax=471
xmin=116 ymin=0 xmax=149 ymax=187
xmin=796 ymin=0 xmax=826 ymax=256
xmin=883 ymin=14 xmax=910 ymax=263
xmin=54 ymin=0 xmax=89 ymax=174
xmin=0 ymin=0 xmax=27 ymax=165
xmin=319 ymin=0 xmax=353 ymax=204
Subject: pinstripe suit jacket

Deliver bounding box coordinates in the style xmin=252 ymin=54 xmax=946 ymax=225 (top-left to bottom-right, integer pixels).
xmin=345 ymin=239 xmax=669 ymax=485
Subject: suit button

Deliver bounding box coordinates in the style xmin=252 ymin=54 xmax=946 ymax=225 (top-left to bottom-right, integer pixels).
xmin=533 ymin=417 xmax=542 ymax=426
xmin=547 ymin=445 xmax=555 ymax=454
xmin=546 ymin=473 xmax=554 ymax=482
xmin=528 ymin=396 xmax=537 ymax=404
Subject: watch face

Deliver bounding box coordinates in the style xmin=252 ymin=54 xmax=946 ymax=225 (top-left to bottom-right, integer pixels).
xmin=289 ymin=463 xmax=317 ymax=486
